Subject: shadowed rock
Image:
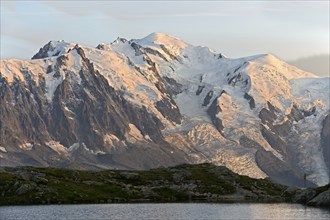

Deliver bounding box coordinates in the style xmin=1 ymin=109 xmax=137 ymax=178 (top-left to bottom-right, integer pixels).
xmin=243 ymin=93 xmax=255 ymax=109
xmin=321 ymin=114 xmax=330 ymax=172
xmin=207 ymin=92 xmax=225 ymax=135
xmin=256 ymin=149 xmax=315 ymax=187
xmin=202 ymin=90 xmax=213 ymax=107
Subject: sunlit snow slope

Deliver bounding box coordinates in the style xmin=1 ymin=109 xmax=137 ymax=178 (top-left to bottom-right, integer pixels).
xmin=1 ymin=33 xmax=329 ymax=186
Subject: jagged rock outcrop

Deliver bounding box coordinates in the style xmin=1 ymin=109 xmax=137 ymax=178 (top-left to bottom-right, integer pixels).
xmin=1 ymin=45 xmax=188 ymax=169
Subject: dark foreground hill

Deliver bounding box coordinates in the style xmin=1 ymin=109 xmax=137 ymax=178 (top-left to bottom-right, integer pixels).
xmin=0 ymin=163 xmax=289 ymax=205
xmin=1 ymin=163 xmax=328 ymax=207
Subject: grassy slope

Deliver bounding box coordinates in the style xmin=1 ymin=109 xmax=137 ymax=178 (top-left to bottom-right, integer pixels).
xmin=0 ymin=163 xmax=294 ymax=205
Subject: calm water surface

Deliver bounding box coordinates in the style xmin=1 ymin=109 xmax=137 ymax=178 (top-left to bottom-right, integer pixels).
xmin=0 ymin=203 xmax=329 ymax=220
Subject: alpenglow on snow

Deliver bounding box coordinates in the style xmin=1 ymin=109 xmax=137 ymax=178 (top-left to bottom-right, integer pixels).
xmin=1 ymin=33 xmax=329 ymax=187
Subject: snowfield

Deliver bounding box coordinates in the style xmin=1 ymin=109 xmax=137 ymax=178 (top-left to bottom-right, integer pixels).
xmin=1 ymin=33 xmax=329 ymax=186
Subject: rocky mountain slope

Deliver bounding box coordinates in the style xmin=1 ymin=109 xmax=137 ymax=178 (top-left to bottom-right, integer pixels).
xmin=1 ymin=33 xmax=329 ymax=187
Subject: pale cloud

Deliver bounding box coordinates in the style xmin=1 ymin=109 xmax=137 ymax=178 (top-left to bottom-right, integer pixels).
xmin=41 ymin=1 xmax=264 ymax=20
xmin=1 ymin=1 xmax=16 ymax=12
xmin=1 ymin=0 xmax=329 ymax=60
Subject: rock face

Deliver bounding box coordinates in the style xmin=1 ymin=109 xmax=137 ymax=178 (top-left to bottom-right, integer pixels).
xmin=0 ymin=46 xmax=187 ymax=170
xmin=307 ymin=188 xmax=330 ymax=207
xmin=293 ymin=184 xmax=330 ymax=207
xmin=0 ymin=33 xmax=329 ymax=187
xmin=321 ymin=114 xmax=330 ymax=172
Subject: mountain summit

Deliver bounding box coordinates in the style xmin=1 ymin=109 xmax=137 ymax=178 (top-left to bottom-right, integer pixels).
xmin=1 ymin=33 xmax=329 ymax=187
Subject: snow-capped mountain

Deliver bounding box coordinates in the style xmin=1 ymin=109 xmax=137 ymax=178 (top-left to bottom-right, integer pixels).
xmin=1 ymin=33 xmax=329 ymax=186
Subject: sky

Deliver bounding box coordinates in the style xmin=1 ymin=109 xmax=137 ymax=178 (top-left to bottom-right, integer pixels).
xmin=1 ymin=0 xmax=329 ymax=61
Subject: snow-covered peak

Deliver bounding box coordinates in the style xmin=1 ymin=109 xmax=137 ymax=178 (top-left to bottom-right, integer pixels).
xmin=48 ymin=40 xmax=72 ymax=51
xmin=136 ymin=32 xmax=185 ymax=46
xmin=234 ymin=53 xmax=318 ymax=112
xmin=131 ymin=32 xmax=188 ymax=57
xmin=32 ymin=40 xmax=75 ymax=60
xmin=250 ymin=54 xmax=317 ymax=80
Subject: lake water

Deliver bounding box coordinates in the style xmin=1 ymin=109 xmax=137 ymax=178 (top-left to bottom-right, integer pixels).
xmin=0 ymin=203 xmax=329 ymax=220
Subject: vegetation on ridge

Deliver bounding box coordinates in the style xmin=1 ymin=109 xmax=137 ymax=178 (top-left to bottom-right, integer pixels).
xmin=0 ymin=163 xmax=312 ymax=205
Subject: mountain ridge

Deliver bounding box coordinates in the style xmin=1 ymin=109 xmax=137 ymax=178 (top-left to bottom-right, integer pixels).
xmin=1 ymin=33 xmax=329 ymax=187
